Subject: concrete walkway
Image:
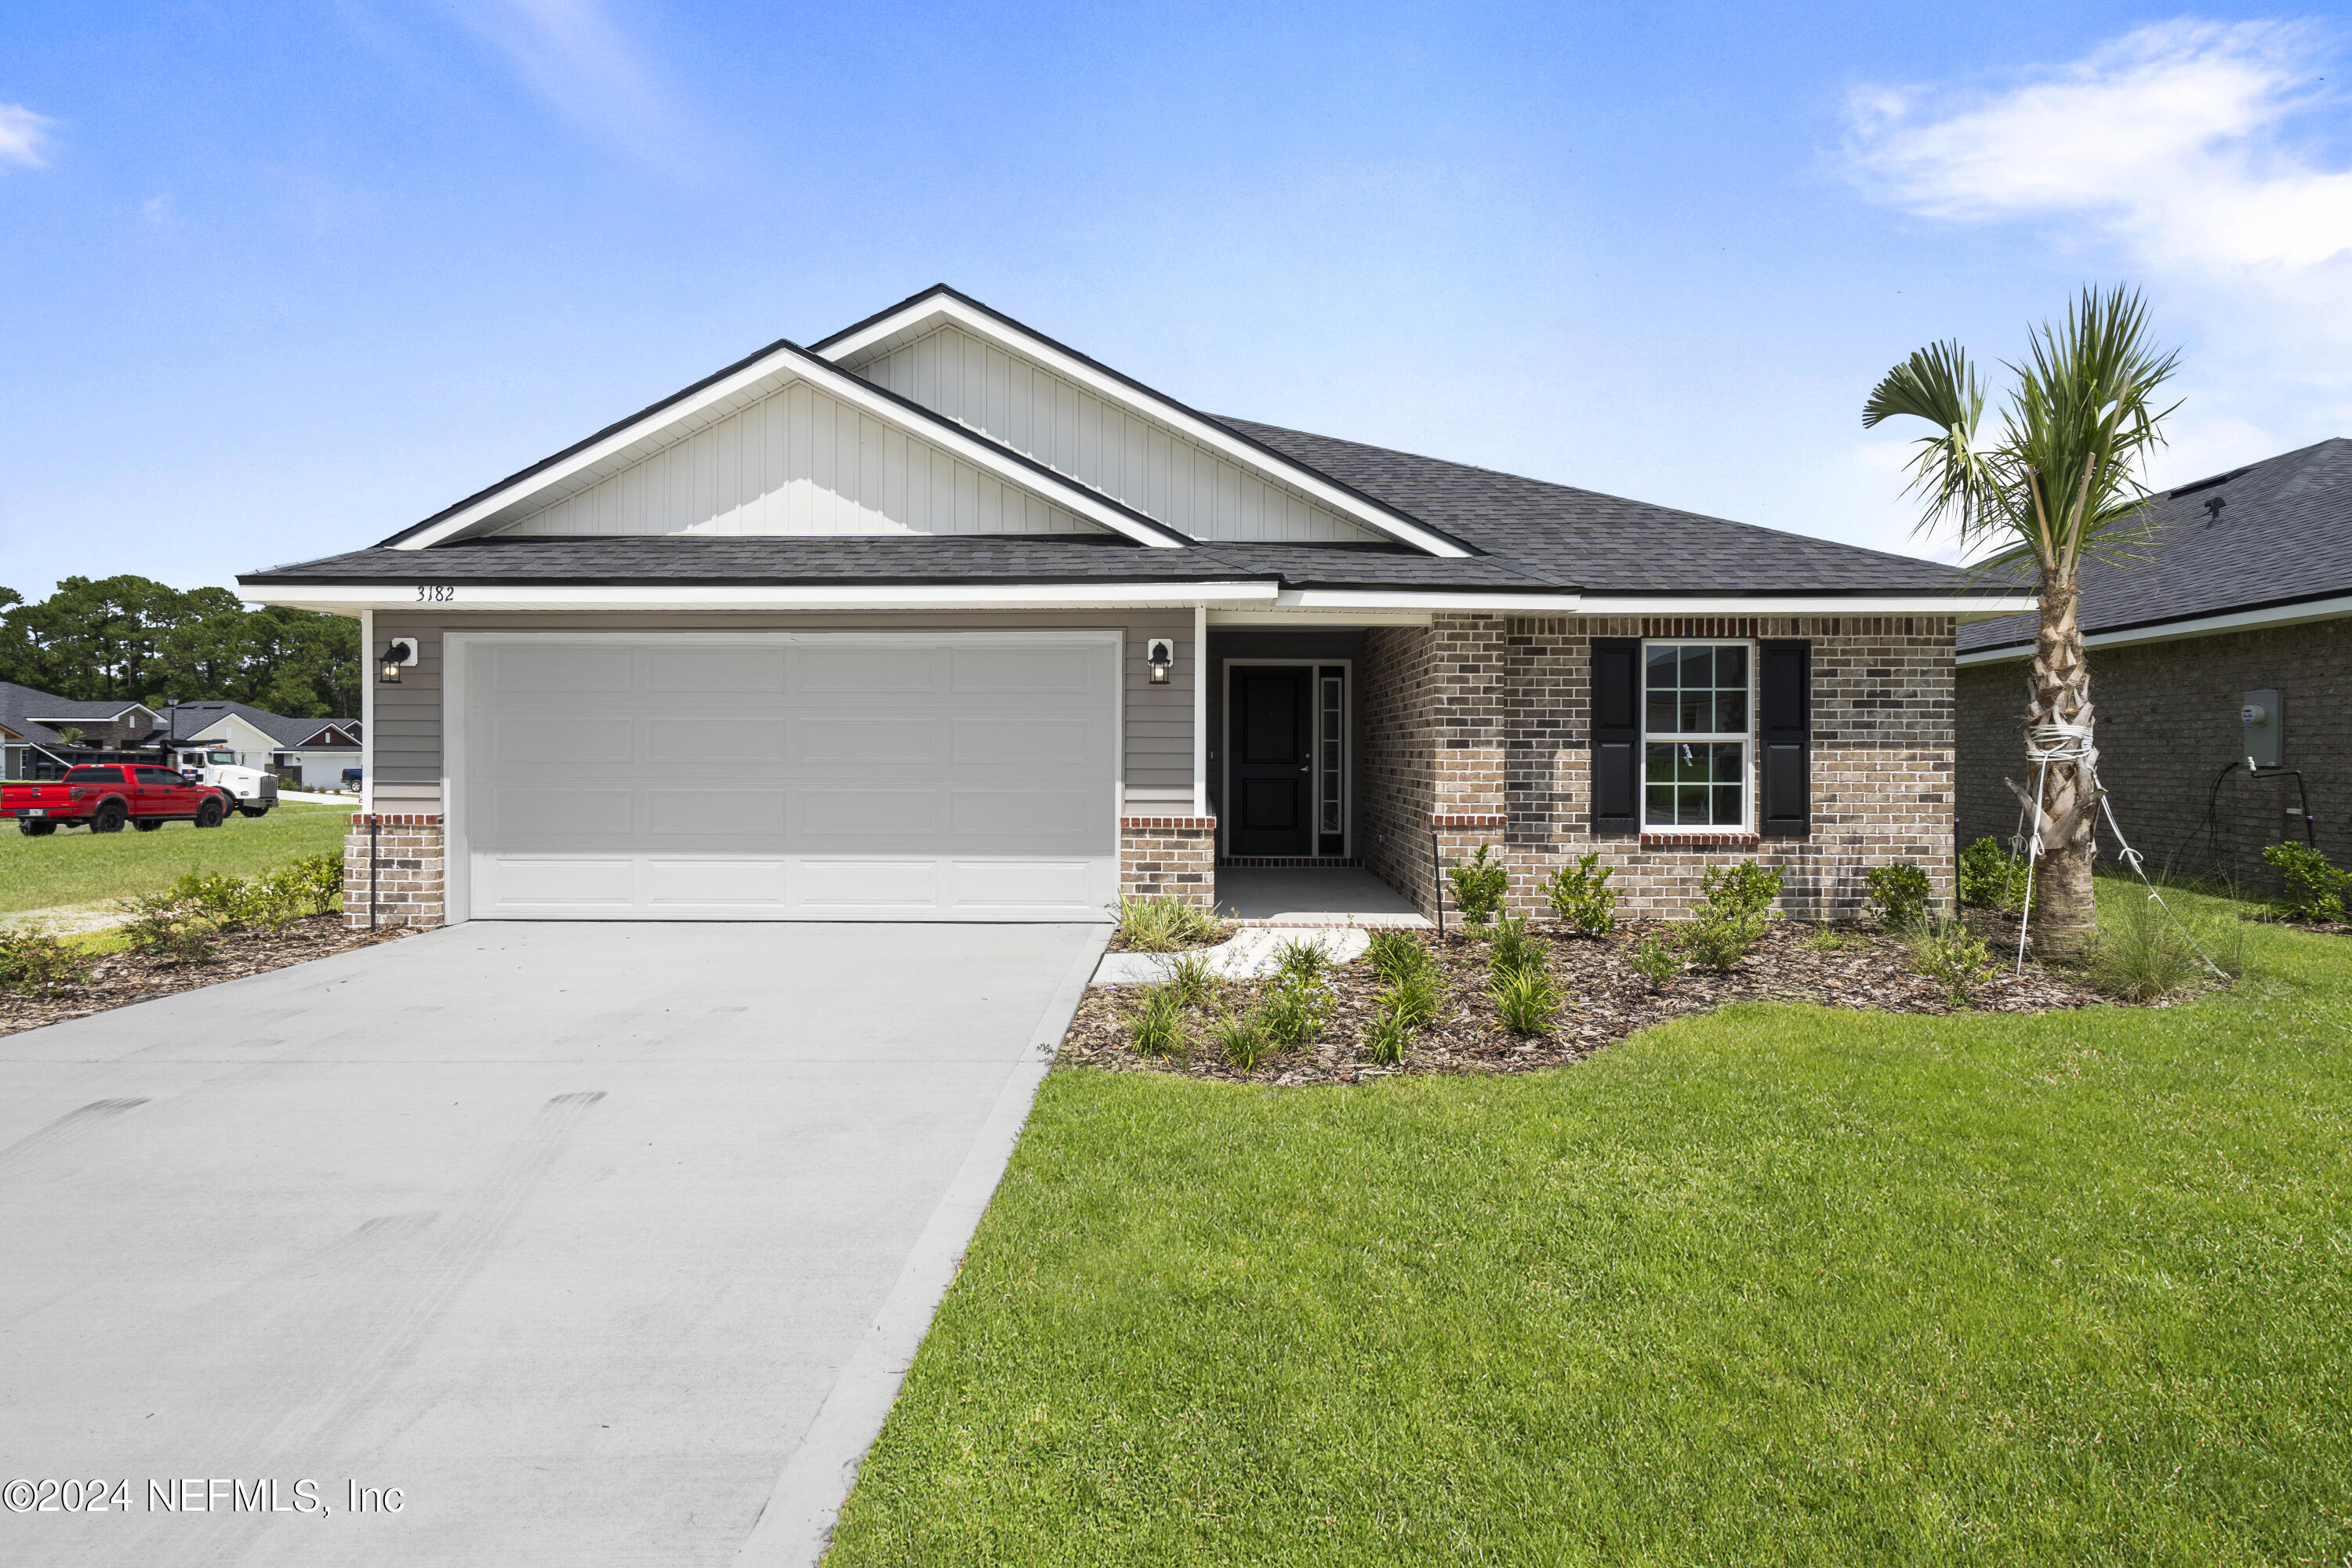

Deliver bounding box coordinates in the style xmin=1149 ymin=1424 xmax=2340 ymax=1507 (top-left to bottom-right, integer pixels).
xmin=0 ymin=920 xmax=1104 ymax=1566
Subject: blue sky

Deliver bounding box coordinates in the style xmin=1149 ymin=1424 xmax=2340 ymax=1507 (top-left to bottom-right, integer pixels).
xmin=3 ymin=2 xmax=2348 ymax=597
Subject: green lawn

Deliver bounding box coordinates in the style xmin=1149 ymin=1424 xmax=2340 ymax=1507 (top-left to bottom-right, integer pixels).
xmin=0 ymin=804 xmax=349 ymax=916
xmin=830 ymin=884 xmax=2352 ymax=1566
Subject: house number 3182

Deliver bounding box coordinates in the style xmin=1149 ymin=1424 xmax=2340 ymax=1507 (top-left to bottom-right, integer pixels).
xmin=415 ymin=585 xmax=456 ymax=603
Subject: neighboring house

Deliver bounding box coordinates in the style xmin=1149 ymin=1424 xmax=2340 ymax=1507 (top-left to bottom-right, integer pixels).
xmin=1958 ymin=437 xmax=2352 ymax=887
xmin=0 ymin=683 xmax=165 ymax=778
xmin=165 ymin=701 xmax=364 ymax=787
xmin=238 ymin=285 xmax=2028 ymax=927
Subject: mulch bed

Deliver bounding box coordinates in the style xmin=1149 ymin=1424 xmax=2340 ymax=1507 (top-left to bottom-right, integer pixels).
xmin=0 ymin=916 xmax=416 ymax=1038
xmin=1063 ymin=917 xmax=2182 ymax=1087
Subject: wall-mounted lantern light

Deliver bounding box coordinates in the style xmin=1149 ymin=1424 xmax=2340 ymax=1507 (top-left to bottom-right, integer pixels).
xmin=379 ymin=639 xmax=417 ymax=684
xmin=1145 ymin=637 xmax=1175 ymax=686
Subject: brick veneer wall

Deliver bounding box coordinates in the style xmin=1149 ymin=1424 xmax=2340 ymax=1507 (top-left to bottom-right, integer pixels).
xmin=343 ymin=815 xmax=445 ymax=928
xmin=1360 ymin=613 xmax=1957 ymax=921
xmin=1120 ymin=815 xmax=1217 ymax=906
xmin=1958 ymin=617 xmax=2350 ymax=890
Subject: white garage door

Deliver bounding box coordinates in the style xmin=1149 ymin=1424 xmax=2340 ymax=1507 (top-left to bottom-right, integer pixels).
xmin=452 ymin=633 xmax=1120 ymax=920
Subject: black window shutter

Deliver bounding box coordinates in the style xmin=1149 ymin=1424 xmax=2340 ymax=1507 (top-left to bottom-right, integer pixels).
xmin=1759 ymin=639 xmax=1811 ymax=837
xmin=1590 ymin=637 xmax=1639 ymax=835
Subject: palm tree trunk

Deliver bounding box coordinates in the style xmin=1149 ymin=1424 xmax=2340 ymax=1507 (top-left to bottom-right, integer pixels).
xmin=2025 ymin=572 xmax=2099 ymax=958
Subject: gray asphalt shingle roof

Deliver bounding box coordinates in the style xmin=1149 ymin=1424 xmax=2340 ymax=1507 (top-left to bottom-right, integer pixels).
xmin=0 ymin=683 xmax=156 ymax=747
xmin=167 ymin=701 xmax=360 ymax=748
xmin=1957 ymin=437 xmax=2352 ymax=653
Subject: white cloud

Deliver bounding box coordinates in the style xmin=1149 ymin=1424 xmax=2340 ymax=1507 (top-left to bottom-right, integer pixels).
xmin=1842 ymin=19 xmax=2352 ymax=499
xmin=0 ymin=102 xmax=55 ymax=170
xmin=1846 ymin=20 xmax=2352 ymax=274
xmin=434 ymin=0 xmax=685 ymax=167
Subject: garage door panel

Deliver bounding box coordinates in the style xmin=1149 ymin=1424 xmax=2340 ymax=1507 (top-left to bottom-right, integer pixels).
xmin=495 ymin=787 xmax=636 ymax=837
xmin=651 ymin=717 xmax=789 ymax=763
xmin=648 ymin=648 xmax=787 ymax=692
xmin=795 ymin=717 xmax=940 ymax=766
xmin=643 ymin=857 xmax=789 ymax=907
xmin=494 ymin=645 xmax=633 ymax=695
xmin=478 ymin=857 xmax=637 ymax=907
xmin=797 ymin=648 xmax=938 ymax=694
xmin=798 ymin=858 xmax=942 ymax=907
xmin=464 ymin=633 xmax=1116 ymax=920
xmin=491 ymin=717 xmax=609 ymax=766
xmin=647 ymin=789 xmax=787 ymax=836
xmin=950 ymin=787 xmax=1091 ymax=838
xmin=800 ymin=787 xmax=938 ymax=839
xmin=952 ymin=717 xmax=1090 ymax=765
xmin=950 ymin=859 xmax=1096 ymax=908
xmin=952 ymin=648 xmax=1091 ymax=694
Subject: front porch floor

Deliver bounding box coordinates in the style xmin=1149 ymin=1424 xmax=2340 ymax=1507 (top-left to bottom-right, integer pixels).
xmin=1214 ymin=866 xmax=1430 ymax=927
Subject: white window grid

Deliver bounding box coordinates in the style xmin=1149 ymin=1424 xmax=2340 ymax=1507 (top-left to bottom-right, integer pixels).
xmin=1639 ymin=638 xmax=1755 ymax=832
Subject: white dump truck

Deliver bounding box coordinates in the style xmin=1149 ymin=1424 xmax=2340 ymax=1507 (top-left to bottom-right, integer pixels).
xmin=175 ymin=747 xmax=280 ymax=818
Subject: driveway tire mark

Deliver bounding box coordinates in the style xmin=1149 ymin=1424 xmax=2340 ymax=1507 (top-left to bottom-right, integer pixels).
xmin=0 ymin=1097 xmax=148 ymax=1177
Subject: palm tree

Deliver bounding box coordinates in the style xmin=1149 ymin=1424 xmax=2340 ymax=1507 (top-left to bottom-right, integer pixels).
xmin=1862 ymin=286 xmax=2180 ymax=956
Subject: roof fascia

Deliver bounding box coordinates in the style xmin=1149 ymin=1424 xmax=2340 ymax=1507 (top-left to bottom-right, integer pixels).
xmin=1572 ymin=592 xmax=2034 ymax=618
xmin=1957 ymin=590 xmax=2352 ymax=666
xmin=813 ymin=288 xmax=1476 ymax=560
xmin=387 ymin=339 xmax=1192 ymax=551
xmin=237 ymin=580 xmax=1287 ymax=613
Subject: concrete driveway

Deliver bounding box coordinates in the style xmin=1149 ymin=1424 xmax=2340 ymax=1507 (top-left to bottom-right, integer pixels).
xmin=0 ymin=920 xmax=1105 ymax=1566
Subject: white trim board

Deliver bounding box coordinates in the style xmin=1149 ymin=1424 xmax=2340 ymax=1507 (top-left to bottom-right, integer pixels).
xmin=242 ymin=581 xmax=1282 ymax=614
xmin=1957 ymin=593 xmax=2352 ymax=666
xmin=815 ymin=290 xmax=1470 ymax=559
xmin=390 ymin=344 xmax=1190 ymax=551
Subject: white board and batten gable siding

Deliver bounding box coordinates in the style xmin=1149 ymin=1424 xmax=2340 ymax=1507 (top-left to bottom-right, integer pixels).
xmin=846 ymin=322 xmax=1385 ymax=546
xmin=494 ymin=377 xmax=1106 ymax=539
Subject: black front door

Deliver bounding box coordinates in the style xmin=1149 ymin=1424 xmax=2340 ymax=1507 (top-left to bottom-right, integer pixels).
xmin=1228 ymin=665 xmax=1313 ymax=856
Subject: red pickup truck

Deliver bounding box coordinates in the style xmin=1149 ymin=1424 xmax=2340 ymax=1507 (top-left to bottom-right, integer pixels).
xmin=4 ymin=764 xmax=231 ymax=836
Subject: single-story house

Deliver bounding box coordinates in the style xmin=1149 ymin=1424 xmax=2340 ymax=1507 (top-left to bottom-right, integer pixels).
xmin=165 ymin=701 xmax=363 ymax=788
xmin=1958 ymin=437 xmax=2350 ymax=887
xmin=0 ymin=684 xmax=165 ymax=779
xmin=238 ymin=285 xmax=2029 ymax=927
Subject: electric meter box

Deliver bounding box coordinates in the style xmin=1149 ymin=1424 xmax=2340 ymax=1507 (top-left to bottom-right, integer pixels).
xmin=2241 ymin=688 xmax=2282 ymax=770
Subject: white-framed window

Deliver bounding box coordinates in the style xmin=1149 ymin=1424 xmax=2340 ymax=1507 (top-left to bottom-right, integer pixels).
xmin=1642 ymin=640 xmax=1751 ymax=829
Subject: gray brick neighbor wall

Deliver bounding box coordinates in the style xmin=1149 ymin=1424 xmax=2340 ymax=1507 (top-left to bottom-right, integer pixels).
xmin=1958 ymin=617 xmax=2350 ymax=890
xmin=1363 ymin=613 xmax=1958 ymax=922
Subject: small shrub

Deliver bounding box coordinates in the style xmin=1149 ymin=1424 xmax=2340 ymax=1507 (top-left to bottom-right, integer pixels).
xmin=1256 ymin=977 xmax=1330 ymax=1051
xmin=1682 ymin=861 xmax=1784 ymax=971
xmin=118 ymin=896 xmax=219 ymax=965
xmin=1488 ymin=964 xmax=1563 ymax=1036
xmin=1378 ymin=965 xmax=1444 ymax=1030
xmin=1907 ymin=918 xmax=1994 ymax=1007
xmin=1957 ymin=837 xmax=2024 ymax=911
xmin=1628 ymin=935 xmax=1682 ymax=990
xmin=1362 ymin=1005 xmax=1410 ymax=1066
xmin=1116 ymin=895 xmax=1224 ymax=952
xmin=1486 ymin=916 xmax=1544 ymax=978
xmin=0 ymin=927 xmax=93 ymax=996
xmin=1863 ymin=862 xmax=1933 ymax=932
xmin=1272 ymin=936 xmax=1330 ymax=985
xmin=1804 ymin=926 xmax=1868 ymax=953
xmin=1211 ymin=1011 xmax=1269 ymax=1073
xmin=1128 ymin=985 xmax=1185 ymax=1057
xmin=167 ymin=870 xmax=255 ymax=927
xmin=249 ymin=852 xmax=343 ymax=926
xmin=2263 ymin=841 xmax=2351 ymax=924
xmin=1699 ymin=861 xmax=1784 ymax=920
xmin=1542 ymin=852 xmax=1618 ymax=936
xmin=1160 ymin=952 xmax=1217 ymax=1009
xmin=1365 ymin=928 xmax=1432 ymax=985
xmin=1446 ymin=844 xmax=1508 ymax=927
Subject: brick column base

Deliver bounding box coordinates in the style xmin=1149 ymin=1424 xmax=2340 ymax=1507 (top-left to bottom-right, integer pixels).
xmin=343 ymin=814 xmax=445 ymax=928
xmin=1119 ymin=815 xmax=1217 ymax=906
